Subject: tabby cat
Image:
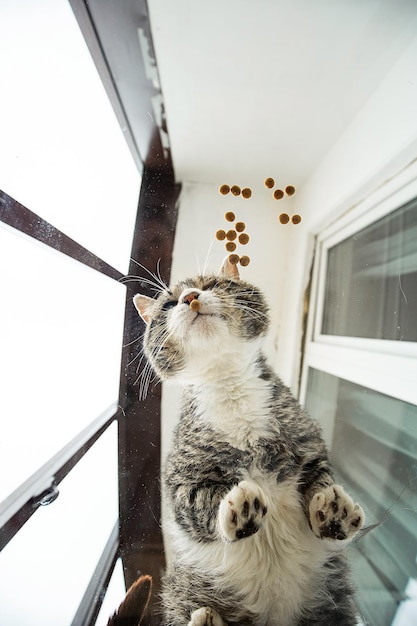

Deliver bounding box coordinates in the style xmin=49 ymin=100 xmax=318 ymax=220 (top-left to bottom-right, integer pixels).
xmin=133 ymin=258 xmax=365 ymax=626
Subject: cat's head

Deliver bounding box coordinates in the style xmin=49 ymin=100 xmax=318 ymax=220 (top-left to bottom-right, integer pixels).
xmin=133 ymin=257 xmax=269 ymax=384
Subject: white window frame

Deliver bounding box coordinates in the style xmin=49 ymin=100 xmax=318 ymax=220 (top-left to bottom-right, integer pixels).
xmin=300 ymin=159 xmax=417 ymax=409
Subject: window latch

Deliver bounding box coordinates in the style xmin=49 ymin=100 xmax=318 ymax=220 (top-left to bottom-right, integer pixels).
xmin=33 ymin=483 xmax=60 ymax=508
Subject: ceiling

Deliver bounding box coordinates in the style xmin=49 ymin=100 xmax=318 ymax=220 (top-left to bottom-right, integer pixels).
xmin=147 ymin=0 xmax=417 ymax=188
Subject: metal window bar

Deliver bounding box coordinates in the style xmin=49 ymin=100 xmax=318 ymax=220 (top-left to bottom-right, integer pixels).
xmin=70 ymin=522 xmax=120 ymax=626
xmin=0 ymin=190 xmax=124 ymax=282
xmin=0 ymin=403 xmax=119 ymax=551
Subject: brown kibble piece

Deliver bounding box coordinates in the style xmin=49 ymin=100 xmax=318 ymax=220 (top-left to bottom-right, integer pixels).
xmin=231 ymin=185 xmax=241 ymax=196
xmin=264 ymin=177 xmax=274 ymax=189
xmin=238 ymin=233 xmax=250 ymax=245
xmin=190 ymin=299 xmax=201 ymax=312
xmin=235 ymin=222 xmax=246 ymax=232
xmin=285 ymin=185 xmax=296 ymax=196
xmin=240 ymin=255 xmax=250 ymax=267
xmin=292 ymin=214 xmax=302 ymax=224
xmin=225 ymin=211 xmax=235 ymax=222
xmin=226 ymin=229 xmax=237 ymax=241
xmin=242 ymin=187 xmax=252 ymax=199
xmin=219 ymin=184 xmax=230 ymax=195
xmin=226 ymin=241 xmax=237 ymax=252
xmin=216 ymin=229 xmax=226 ymax=240
xmin=274 ymin=189 xmax=284 ymax=200
xmin=228 ymin=254 xmax=240 ymax=265
xmin=279 ymin=213 xmax=290 ymax=224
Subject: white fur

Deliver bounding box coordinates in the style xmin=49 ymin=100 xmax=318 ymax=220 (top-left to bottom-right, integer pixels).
xmin=192 ymin=355 xmax=274 ymax=449
xmin=189 ymin=607 xmax=227 ymax=626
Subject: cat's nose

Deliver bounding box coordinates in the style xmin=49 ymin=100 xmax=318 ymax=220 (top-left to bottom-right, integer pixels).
xmin=182 ymin=291 xmax=200 ymax=305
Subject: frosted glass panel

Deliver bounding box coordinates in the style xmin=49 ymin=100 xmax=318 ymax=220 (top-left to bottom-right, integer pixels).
xmin=305 ymin=368 xmax=417 ymax=626
xmin=322 ymin=198 xmax=417 ymax=341
xmin=0 ymin=0 xmax=140 ymax=273
xmin=0 ymin=225 xmax=125 ymax=502
xmin=0 ymin=423 xmax=118 ymax=626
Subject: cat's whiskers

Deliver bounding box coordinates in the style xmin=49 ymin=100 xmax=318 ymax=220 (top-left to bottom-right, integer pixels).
xmin=221 ymin=294 xmax=269 ymax=323
xmin=130 ymin=257 xmax=169 ymax=292
xmin=123 ymin=333 xmax=145 ymax=348
xmin=119 ymin=275 xmax=166 ymax=294
xmin=201 ymin=238 xmax=216 ymax=277
xmin=127 ymin=350 xmax=144 ymax=368
xmin=136 ymin=325 xmax=176 ymax=398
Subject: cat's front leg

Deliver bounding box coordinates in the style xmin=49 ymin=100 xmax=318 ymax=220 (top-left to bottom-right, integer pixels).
xmin=218 ymin=480 xmax=268 ymax=542
xmin=309 ymin=484 xmax=364 ymax=544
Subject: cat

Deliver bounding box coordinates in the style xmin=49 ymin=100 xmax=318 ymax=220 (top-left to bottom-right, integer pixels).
xmin=133 ymin=257 xmax=365 ymax=626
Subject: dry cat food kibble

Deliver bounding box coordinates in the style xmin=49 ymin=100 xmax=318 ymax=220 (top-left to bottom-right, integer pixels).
xmin=235 ymin=222 xmax=246 ymax=232
xmin=240 ymin=255 xmax=250 ymax=266
xmin=273 ymin=189 xmax=284 ymax=200
xmin=285 ymin=185 xmax=296 ymax=196
xmin=219 ymin=184 xmax=230 ymax=195
xmin=226 ymin=229 xmax=237 ymax=241
xmin=228 ymin=253 xmax=240 ymax=265
xmin=216 ymin=229 xmax=226 ymax=240
xmin=264 ymin=177 xmax=275 ymax=189
xmin=190 ymin=299 xmax=201 ymax=312
xmin=279 ymin=213 xmax=290 ymax=224
xmin=225 ymin=211 xmax=236 ymax=222
xmin=241 ymin=187 xmax=252 ymax=199
xmin=292 ymin=214 xmax=302 ymax=224
xmin=238 ymin=233 xmax=249 ymax=245
xmin=226 ymin=241 xmax=237 ymax=252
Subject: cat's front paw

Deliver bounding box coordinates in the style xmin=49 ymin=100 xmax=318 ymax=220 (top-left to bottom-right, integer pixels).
xmin=218 ymin=480 xmax=268 ymax=542
xmin=188 ymin=607 xmax=226 ymax=626
xmin=309 ymin=484 xmax=364 ymax=543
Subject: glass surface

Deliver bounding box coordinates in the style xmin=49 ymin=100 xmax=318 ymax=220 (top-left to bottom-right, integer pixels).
xmin=95 ymin=559 xmax=126 ymax=626
xmin=0 ymin=424 xmax=118 ymax=626
xmin=0 ymin=226 xmax=125 ymax=502
xmin=0 ymin=0 xmax=140 ymax=274
xmin=322 ymin=198 xmax=417 ymax=341
xmin=305 ymin=368 xmax=417 ymax=626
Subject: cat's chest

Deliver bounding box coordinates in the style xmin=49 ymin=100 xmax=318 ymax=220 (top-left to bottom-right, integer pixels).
xmin=192 ymin=376 xmax=274 ymax=450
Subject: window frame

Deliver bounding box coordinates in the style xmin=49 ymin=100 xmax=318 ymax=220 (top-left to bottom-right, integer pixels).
xmin=0 ymin=1 xmax=180 ymax=622
xmin=300 ymin=159 xmax=417 ymax=408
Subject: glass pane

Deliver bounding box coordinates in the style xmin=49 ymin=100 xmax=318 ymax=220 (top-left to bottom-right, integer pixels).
xmin=0 ymin=225 xmax=125 ymax=502
xmin=95 ymin=559 xmax=126 ymax=626
xmin=322 ymin=198 xmax=417 ymax=341
xmin=0 ymin=423 xmax=118 ymax=626
xmin=0 ymin=0 xmax=140 ymax=273
xmin=305 ymin=368 xmax=417 ymax=626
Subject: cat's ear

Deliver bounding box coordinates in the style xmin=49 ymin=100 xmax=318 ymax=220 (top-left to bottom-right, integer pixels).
xmin=133 ymin=294 xmax=154 ymax=324
xmin=219 ymin=256 xmax=240 ymax=280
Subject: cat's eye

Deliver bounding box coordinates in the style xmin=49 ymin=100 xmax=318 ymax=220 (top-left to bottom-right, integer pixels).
xmin=161 ymin=300 xmax=177 ymax=311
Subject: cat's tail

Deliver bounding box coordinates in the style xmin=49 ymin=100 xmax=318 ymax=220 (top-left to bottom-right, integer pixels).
xmin=107 ymin=575 xmax=152 ymax=626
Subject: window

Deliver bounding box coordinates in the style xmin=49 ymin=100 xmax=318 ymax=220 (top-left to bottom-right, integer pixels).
xmin=300 ymin=161 xmax=417 ymax=625
xmin=0 ymin=1 xmax=141 ymax=624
